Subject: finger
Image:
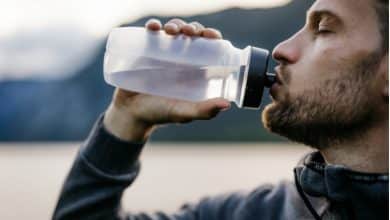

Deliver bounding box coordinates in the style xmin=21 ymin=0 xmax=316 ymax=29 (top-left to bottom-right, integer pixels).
xmin=201 ymin=28 xmax=223 ymax=39
xmin=190 ymin=22 xmax=205 ymax=36
xmin=164 ymin=18 xmax=187 ymax=35
xmin=145 ymin=18 xmax=162 ymax=31
xmin=182 ymin=21 xmax=205 ymax=36
xmin=181 ymin=24 xmax=196 ymax=36
xmin=172 ymin=98 xmax=231 ymax=123
xmin=194 ymin=98 xmax=231 ymax=120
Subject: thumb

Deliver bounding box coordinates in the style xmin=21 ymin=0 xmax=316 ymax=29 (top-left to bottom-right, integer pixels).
xmin=174 ymin=98 xmax=231 ymax=123
xmin=197 ymin=98 xmax=231 ymax=116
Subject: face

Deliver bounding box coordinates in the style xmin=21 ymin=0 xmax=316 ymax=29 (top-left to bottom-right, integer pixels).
xmin=262 ymin=0 xmax=388 ymax=149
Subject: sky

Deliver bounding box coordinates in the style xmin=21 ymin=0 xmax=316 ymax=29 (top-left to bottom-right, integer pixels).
xmin=0 ymin=0 xmax=290 ymax=80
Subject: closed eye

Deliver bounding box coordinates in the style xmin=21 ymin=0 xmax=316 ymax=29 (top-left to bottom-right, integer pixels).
xmin=315 ymin=28 xmax=333 ymax=35
xmin=307 ymin=10 xmax=341 ymax=37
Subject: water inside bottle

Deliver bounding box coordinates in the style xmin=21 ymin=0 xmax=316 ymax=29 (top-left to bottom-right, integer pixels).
xmin=106 ymin=56 xmax=244 ymax=102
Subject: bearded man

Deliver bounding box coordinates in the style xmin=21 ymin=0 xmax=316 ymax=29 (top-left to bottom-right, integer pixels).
xmin=53 ymin=0 xmax=388 ymax=219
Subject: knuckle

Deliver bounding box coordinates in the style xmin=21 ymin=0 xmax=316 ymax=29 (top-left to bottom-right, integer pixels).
xmin=163 ymin=23 xmax=179 ymax=34
xmin=168 ymin=18 xmax=186 ymax=26
xmin=190 ymin=21 xmax=204 ymax=28
xmin=189 ymin=22 xmax=204 ymax=34
xmin=163 ymin=22 xmax=176 ymax=29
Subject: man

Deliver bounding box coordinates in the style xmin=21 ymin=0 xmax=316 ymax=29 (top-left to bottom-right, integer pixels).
xmin=53 ymin=0 xmax=388 ymax=219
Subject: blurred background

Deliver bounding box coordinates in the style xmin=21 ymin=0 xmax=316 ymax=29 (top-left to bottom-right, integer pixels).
xmin=0 ymin=0 xmax=314 ymax=142
xmin=0 ymin=0 xmax=314 ymax=219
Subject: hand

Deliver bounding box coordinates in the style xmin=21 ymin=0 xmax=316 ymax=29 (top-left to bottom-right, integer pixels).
xmin=103 ymin=18 xmax=230 ymax=142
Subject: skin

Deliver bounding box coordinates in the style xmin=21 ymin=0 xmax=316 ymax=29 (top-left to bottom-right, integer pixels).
xmin=104 ymin=0 xmax=388 ymax=173
xmin=263 ymin=0 xmax=388 ymax=172
xmin=103 ymin=18 xmax=229 ymax=141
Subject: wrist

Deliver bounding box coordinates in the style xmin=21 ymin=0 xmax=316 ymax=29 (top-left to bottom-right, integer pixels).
xmin=103 ymin=104 xmax=156 ymax=142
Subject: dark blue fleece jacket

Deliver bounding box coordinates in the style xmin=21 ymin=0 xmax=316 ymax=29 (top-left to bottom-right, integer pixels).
xmin=52 ymin=115 xmax=389 ymax=220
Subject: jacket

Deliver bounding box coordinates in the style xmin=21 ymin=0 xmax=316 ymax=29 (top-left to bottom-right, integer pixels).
xmin=53 ymin=115 xmax=389 ymax=220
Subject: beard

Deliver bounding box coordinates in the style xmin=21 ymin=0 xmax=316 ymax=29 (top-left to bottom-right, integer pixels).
xmin=262 ymin=52 xmax=382 ymax=149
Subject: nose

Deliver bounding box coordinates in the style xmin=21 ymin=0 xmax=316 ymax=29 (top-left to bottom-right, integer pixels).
xmin=272 ymin=32 xmax=302 ymax=65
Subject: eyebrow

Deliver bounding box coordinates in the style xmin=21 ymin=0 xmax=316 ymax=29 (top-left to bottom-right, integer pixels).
xmin=306 ymin=9 xmax=343 ymax=25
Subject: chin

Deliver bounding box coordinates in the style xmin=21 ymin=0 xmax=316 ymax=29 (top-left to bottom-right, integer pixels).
xmin=261 ymin=102 xmax=279 ymax=132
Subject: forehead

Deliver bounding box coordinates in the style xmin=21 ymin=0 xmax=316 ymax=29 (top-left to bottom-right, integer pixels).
xmin=308 ymin=0 xmax=377 ymax=22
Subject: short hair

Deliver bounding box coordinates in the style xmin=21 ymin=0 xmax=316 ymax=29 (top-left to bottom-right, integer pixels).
xmin=374 ymin=0 xmax=388 ymax=54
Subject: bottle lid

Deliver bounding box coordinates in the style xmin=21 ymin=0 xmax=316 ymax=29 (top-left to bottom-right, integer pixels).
xmin=242 ymin=47 xmax=270 ymax=109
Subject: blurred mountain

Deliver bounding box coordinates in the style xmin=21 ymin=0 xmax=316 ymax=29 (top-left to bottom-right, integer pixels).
xmin=0 ymin=26 xmax=99 ymax=80
xmin=0 ymin=0 xmax=313 ymax=142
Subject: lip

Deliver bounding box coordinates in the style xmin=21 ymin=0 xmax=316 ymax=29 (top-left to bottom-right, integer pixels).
xmin=274 ymin=67 xmax=283 ymax=85
xmin=269 ymin=67 xmax=283 ymax=98
xmin=270 ymin=82 xmax=281 ymax=98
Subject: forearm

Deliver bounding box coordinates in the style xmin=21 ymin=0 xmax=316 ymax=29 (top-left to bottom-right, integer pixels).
xmin=52 ymin=114 xmax=241 ymax=220
xmin=52 ymin=114 xmax=145 ymax=220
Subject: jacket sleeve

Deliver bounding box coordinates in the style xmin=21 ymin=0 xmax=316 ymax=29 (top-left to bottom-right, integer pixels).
xmin=52 ymin=115 xmax=247 ymax=220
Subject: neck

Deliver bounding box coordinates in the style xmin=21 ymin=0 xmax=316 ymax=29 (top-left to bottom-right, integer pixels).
xmin=320 ymin=120 xmax=389 ymax=173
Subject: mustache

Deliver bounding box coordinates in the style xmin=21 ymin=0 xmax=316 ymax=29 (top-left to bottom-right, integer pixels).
xmin=274 ymin=65 xmax=291 ymax=84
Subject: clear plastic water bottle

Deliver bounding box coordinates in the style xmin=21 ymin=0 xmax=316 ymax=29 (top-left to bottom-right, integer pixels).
xmin=104 ymin=27 xmax=275 ymax=109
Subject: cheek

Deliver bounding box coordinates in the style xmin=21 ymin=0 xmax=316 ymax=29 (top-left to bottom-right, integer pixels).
xmin=288 ymin=43 xmax=347 ymax=95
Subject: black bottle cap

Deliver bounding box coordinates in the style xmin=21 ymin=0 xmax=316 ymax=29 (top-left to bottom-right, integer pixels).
xmin=242 ymin=47 xmax=270 ymax=109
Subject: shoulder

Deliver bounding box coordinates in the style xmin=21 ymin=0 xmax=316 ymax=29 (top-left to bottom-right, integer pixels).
xmin=235 ymin=181 xmax=297 ymax=217
xmin=238 ymin=181 xmax=318 ymax=220
xmin=181 ymin=181 xmax=297 ymax=220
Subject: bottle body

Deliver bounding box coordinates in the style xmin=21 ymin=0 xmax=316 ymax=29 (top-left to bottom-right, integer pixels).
xmin=105 ymin=57 xmax=245 ymax=104
xmin=104 ymin=27 xmax=271 ymax=108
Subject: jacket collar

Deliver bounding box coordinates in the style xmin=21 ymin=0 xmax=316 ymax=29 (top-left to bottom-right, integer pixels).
xmin=294 ymin=151 xmax=389 ymax=219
